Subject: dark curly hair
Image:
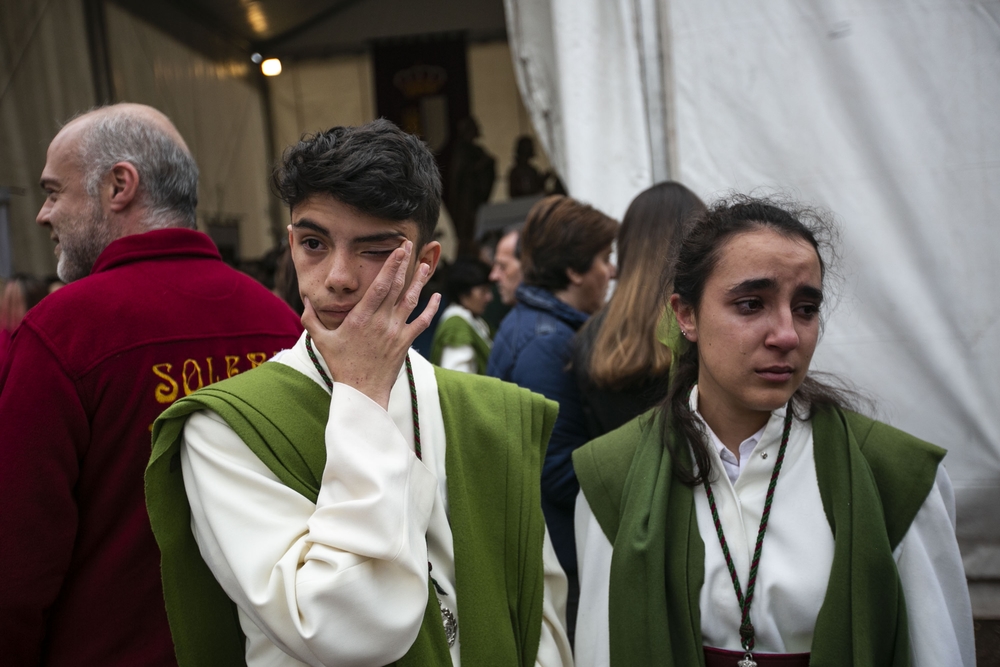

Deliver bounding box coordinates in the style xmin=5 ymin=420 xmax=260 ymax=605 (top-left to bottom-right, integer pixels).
xmin=271 ymin=119 xmax=441 ymax=247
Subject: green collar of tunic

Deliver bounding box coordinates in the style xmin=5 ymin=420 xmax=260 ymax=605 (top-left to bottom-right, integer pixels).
xmin=573 ymin=405 xmax=944 ymax=667
xmin=146 ymin=361 xmax=556 ymax=666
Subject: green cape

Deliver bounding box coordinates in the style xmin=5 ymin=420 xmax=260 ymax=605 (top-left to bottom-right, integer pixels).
xmin=430 ymin=312 xmax=492 ymax=375
xmin=146 ymin=361 xmax=557 ymax=666
xmin=573 ymin=406 xmax=944 ymax=667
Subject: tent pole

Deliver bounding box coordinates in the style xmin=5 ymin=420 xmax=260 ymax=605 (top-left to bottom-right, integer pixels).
xmin=253 ymin=68 xmax=286 ymax=247
xmin=633 ymin=0 xmax=671 ymax=182
xmin=83 ymin=0 xmax=115 ymax=105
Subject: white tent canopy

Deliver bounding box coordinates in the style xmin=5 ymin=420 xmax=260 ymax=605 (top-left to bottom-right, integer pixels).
xmin=506 ymin=0 xmax=1000 ymax=616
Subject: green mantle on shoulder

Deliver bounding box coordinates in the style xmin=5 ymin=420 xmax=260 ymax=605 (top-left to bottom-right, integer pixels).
xmin=146 ymin=360 xmax=556 ymax=666
xmin=572 ymin=406 xmax=944 ymax=667
xmin=430 ymin=313 xmax=492 ymax=375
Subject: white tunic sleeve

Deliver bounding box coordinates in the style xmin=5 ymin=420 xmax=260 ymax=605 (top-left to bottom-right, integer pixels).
xmin=181 ymin=381 xmax=439 ymax=667
xmin=438 ymin=344 xmax=477 ymax=374
xmin=573 ymin=491 xmax=612 ymax=667
xmin=536 ymin=529 xmax=576 ymax=667
xmin=896 ymin=465 xmax=976 ymax=667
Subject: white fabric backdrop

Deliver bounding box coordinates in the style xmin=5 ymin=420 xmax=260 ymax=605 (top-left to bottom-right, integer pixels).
xmin=0 ymin=0 xmax=96 ymax=275
xmin=503 ymin=0 xmax=656 ymax=219
xmin=506 ymin=0 xmax=1000 ymax=613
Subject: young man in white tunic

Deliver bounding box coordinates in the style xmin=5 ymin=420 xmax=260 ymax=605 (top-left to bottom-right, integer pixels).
xmin=571 ymin=197 xmax=975 ymax=667
xmin=146 ymin=120 xmax=573 ymax=667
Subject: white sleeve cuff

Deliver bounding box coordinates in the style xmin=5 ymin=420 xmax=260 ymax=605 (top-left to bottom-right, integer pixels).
xmin=897 ymin=466 xmax=976 ymax=667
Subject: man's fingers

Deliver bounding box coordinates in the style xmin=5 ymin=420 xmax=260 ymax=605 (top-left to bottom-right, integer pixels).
xmin=385 ymin=241 xmax=412 ymax=308
xmin=398 ymin=262 xmax=432 ymax=313
xmin=403 ymin=292 xmax=441 ymax=345
xmin=355 ymin=242 xmax=409 ymax=320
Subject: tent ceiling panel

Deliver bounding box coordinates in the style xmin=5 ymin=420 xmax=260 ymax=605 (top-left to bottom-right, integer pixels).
xmin=168 ymin=0 xmax=343 ymax=43
xmin=109 ymin=0 xmax=506 ymax=62
xmin=264 ymin=0 xmax=507 ymax=57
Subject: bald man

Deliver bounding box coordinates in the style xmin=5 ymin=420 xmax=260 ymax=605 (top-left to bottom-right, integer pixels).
xmin=0 ymin=104 xmax=302 ymax=666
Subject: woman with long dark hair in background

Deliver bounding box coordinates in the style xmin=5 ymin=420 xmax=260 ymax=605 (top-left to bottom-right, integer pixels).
xmin=573 ymin=196 xmax=974 ymax=666
xmin=572 ymin=181 xmax=706 ymax=440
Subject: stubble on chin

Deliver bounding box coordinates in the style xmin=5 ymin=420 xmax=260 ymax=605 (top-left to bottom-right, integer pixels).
xmin=56 ymin=208 xmax=115 ymax=283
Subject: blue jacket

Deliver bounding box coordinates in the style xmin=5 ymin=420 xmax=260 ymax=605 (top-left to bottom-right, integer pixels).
xmin=487 ymin=284 xmax=589 ymax=576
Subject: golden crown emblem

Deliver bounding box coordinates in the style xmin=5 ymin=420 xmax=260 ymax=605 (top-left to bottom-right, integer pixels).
xmin=393 ymin=65 xmax=448 ymax=99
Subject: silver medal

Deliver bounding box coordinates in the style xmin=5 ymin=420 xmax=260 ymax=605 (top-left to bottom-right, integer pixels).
xmin=438 ymin=597 xmax=458 ymax=647
xmin=737 ymin=652 xmax=757 ymax=667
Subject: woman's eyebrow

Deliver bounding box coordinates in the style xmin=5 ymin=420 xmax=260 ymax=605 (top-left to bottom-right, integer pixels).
xmin=725 ymin=279 xmax=824 ymax=302
xmin=726 ymin=277 xmax=775 ymax=296
xmin=796 ymin=285 xmax=824 ymax=302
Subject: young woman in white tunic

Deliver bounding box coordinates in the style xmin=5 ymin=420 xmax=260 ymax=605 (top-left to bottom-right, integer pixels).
xmin=573 ymin=196 xmax=975 ymax=667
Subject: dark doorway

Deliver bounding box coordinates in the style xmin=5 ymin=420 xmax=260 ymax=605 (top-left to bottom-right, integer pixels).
xmin=372 ymin=33 xmax=471 ymax=239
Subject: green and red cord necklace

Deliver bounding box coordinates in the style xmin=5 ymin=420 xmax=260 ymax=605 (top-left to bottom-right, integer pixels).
xmin=701 ymin=406 xmax=794 ymax=667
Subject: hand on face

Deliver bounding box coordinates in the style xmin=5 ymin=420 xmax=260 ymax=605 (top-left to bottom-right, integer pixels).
xmin=301 ymin=240 xmax=440 ymax=409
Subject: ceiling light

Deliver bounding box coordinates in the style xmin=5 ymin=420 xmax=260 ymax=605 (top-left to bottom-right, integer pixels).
xmin=251 ymin=52 xmax=263 ymax=64
xmin=261 ymin=58 xmax=282 ymax=76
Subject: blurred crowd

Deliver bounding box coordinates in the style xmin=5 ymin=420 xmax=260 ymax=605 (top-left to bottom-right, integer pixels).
xmin=0 ymin=274 xmax=61 ymax=364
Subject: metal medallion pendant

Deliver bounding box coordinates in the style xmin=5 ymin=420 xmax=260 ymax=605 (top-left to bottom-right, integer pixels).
xmin=438 ymin=597 xmax=458 ymax=647
xmin=737 ymin=653 xmax=757 ymax=667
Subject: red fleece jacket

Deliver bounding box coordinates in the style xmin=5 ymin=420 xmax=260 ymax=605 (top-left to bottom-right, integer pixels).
xmin=0 ymin=228 xmax=302 ymax=666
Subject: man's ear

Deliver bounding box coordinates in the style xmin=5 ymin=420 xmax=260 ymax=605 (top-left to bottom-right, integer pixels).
xmin=417 ymin=240 xmax=442 ymax=275
xmin=670 ymin=294 xmax=698 ymax=342
xmin=106 ymin=162 xmax=141 ymax=213
xmin=565 ymin=267 xmax=585 ymax=286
